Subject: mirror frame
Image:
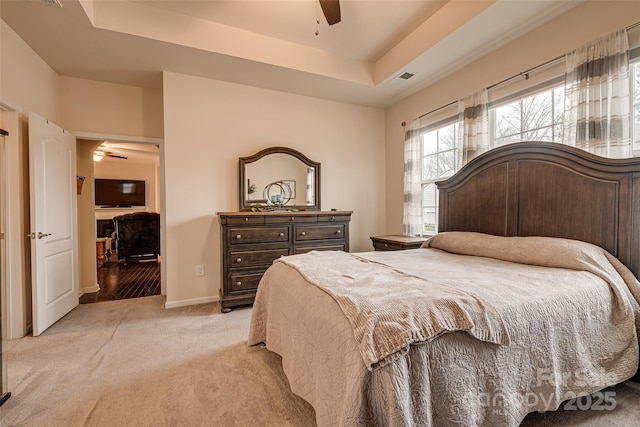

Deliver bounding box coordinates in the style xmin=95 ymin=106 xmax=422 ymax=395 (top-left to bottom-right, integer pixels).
xmin=239 ymin=146 xmax=321 ymax=211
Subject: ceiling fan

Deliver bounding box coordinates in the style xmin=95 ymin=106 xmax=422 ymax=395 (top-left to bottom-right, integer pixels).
xmin=319 ymin=0 xmax=341 ymax=25
xmin=93 ymin=149 xmax=128 ymax=161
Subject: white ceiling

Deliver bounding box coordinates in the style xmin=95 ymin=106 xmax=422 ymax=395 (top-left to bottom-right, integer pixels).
xmin=1 ymin=0 xmax=581 ymax=109
xmin=134 ymin=0 xmax=445 ymax=62
xmin=94 ymin=141 xmax=160 ymax=165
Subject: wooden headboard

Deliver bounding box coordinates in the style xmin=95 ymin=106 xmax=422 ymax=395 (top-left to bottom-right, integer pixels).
xmin=436 ymin=141 xmax=640 ymax=279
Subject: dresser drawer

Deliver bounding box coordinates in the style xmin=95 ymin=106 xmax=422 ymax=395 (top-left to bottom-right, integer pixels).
xmin=228 ymin=271 xmax=264 ymax=293
xmin=225 ymin=216 xmax=265 ymax=225
xmin=295 ymin=224 xmax=345 ymax=241
xmin=228 ymin=248 xmax=289 ymax=268
xmin=228 ymin=227 xmax=289 ymax=245
xmin=372 ymin=241 xmax=404 ymax=251
xmin=317 ymin=214 xmax=351 ymax=223
xmin=265 ymin=215 xmax=317 ymax=224
xmin=370 ymin=235 xmax=427 ymax=251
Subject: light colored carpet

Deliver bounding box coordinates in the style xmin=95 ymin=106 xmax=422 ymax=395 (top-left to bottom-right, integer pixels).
xmin=1 ymin=295 xmax=639 ymax=426
xmin=1 ymin=296 xmax=315 ymax=426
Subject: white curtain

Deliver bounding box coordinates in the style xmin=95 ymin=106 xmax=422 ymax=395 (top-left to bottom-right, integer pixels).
xmin=458 ymin=89 xmax=490 ymax=165
xmin=403 ymin=120 xmax=422 ymax=237
xmin=563 ymin=29 xmax=630 ymax=158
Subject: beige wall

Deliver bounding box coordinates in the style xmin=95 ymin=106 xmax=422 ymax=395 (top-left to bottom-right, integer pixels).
xmin=384 ymin=0 xmax=640 ymax=234
xmin=163 ymin=71 xmax=386 ymax=306
xmin=60 ymin=76 xmax=164 ymax=138
xmin=0 ymin=20 xmax=60 ymax=122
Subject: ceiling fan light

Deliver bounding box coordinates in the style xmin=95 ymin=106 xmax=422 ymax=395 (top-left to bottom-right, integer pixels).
xmin=93 ymin=150 xmax=105 ymax=162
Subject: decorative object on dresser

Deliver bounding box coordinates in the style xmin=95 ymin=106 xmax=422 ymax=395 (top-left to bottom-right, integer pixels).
xmin=239 ymin=146 xmax=320 ymax=211
xmin=218 ymin=211 xmax=352 ymax=312
xmin=370 ymin=235 xmax=428 ymax=251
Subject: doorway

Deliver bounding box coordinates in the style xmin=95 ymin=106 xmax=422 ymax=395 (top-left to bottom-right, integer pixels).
xmin=76 ymin=137 xmax=163 ymax=304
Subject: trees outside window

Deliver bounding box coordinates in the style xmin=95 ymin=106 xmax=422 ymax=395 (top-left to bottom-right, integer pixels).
xmin=420 ymin=123 xmax=458 ymax=234
xmin=493 ymin=87 xmax=565 ymax=146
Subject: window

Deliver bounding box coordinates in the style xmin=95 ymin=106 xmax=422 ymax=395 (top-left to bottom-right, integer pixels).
xmin=417 ymin=86 xmax=565 ymax=235
xmin=416 ymin=57 xmax=640 ymax=236
xmin=420 ymin=123 xmax=459 ymax=234
xmin=493 ymin=86 xmax=565 ymax=145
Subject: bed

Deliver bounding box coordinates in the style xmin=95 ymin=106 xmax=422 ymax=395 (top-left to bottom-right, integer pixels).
xmin=248 ymin=141 xmax=640 ymax=426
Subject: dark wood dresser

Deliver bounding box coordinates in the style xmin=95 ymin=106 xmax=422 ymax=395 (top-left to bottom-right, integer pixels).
xmin=218 ymin=211 xmax=352 ymax=312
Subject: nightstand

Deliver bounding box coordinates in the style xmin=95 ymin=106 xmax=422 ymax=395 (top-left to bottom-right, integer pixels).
xmin=370 ymin=235 xmax=428 ymax=251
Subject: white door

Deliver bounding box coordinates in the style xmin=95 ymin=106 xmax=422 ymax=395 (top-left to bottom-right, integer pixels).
xmin=29 ymin=113 xmax=78 ymax=336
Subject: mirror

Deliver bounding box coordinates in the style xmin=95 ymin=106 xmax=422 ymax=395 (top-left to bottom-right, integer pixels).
xmin=239 ymin=147 xmax=320 ymax=211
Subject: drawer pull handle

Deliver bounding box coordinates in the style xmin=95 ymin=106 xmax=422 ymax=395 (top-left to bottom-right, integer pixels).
xmin=279 ymin=232 xmax=284 ymax=237
xmin=244 ymin=218 xmax=249 ymax=222
xmin=384 ymin=243 xmax=389 ymax=248
xmin=336 ymin=230 xmax=342 ymax=234
xmin=290 ymin=217 xmax=295 ymax=221
xmin=331 ymin=216 xmax=335 ymax=220
xmin=235 ymin=234 xmax=242 ymax=239
xmin=236 ymin=258 xmax=242 ymax=263
xmin=236 ymin=281 xmax=242 ymax=286
xmin=301 ymin=231 xmax=306 ymax=236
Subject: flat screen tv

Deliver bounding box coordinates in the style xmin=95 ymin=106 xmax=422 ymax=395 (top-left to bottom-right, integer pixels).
xmin=95 ymin=178 xmax=146 ymax=207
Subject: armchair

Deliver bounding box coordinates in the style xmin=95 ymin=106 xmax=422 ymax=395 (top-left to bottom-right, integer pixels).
xmin=112 ymin=212 xmax=160 ymax=263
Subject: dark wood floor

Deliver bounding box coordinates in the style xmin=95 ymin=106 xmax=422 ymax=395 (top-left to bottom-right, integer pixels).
xmin=80 ymin=256 xmax=161 ymax=304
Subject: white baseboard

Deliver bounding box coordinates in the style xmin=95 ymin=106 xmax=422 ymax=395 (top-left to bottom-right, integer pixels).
xmin=164 ymin=295 xmax=219 ymax=309
xmin=78 ymin=283 xmax=100 ymax=297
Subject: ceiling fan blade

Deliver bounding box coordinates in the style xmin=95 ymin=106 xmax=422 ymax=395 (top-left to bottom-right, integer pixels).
xmin=319 ymin=0 xmax=341 ymax=25
xmin=106 ymin=153 xmax=128 ymax=159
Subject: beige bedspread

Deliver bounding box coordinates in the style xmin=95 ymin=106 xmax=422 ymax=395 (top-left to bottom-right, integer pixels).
xmin=276 ymin=250 xmax=509 ymax=370
xmin=248 ymin=232 xmax=640 ymax=426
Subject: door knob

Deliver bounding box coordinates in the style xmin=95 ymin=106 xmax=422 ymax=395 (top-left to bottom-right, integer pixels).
xmin=38 ymin=232 xmax=52 ymax=239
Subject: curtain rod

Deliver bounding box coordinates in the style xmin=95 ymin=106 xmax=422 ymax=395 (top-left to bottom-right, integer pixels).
xmin=403 ymin=20 xmax=640 ymax=127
